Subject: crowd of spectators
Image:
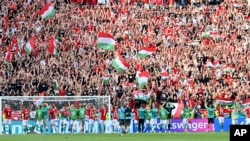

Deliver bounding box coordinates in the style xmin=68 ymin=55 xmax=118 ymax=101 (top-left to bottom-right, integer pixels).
xmin=0 ymin=0 xmax=249 ymax=111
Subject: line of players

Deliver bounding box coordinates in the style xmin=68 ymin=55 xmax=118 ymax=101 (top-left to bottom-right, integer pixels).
xmin=3 ymin=102 xmax=250 ymax=134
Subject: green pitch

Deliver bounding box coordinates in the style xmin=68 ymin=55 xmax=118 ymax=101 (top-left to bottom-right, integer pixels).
xmin=0 ymin=133 xmax=229 ymax=141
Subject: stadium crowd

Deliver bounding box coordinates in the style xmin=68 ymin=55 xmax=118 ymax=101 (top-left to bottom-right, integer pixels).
xmin=0 ymin=0 xmax=250 ymax=114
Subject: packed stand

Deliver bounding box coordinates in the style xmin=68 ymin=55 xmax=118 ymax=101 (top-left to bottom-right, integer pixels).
xmin=0 ymin=0 xmax=249 ymax=113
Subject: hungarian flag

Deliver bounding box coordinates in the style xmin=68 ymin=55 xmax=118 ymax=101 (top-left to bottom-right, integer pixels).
xmin=48 ymin=36 xmax=59 ymax=57
xmin=34 ymin=92 xmax=45 ymax=106
xmin=206 ymin=60 xmax=220 ymax=68
xmin=223 ymin=66 xmax=235 ymax=73
xmin=137 ymin=47 xmax=157 ymax=58
xmin=112 ymin=53 xmax=129 ymax=72
xmin=161 ymin=71 xmax=169 ymax=80
xmin=97 ymin=32 xmax=115 ymax=51
xmin=133 ymin=90 xmax=150 ymax=102
xmin=190 ymin=41 xmax=199 ymax=47
xmin=136 ymin=64 xmax=142 ymax=83
xmin=242 ymin=98 xmax=250 ymax=110
xmin=102 ymin=73 xmax=110 ymax=84
xmin=4 ymin=51 xmax=12 ymax=65
xmin=25 ymin=37 xmax=36 ymax=54
xmin=216 ymin=97 xmax=235 ymax=108
xmin=138 ymin=71 xmax=150 ymax=89
xmin=4 ymin=16 xmax=9 ymax=35
xmin=202 ymin=31 xmax=212 ymax=38
xmin=38 ymin=3 xmax=56 ymax=21
xmin=233 ymin=3 xmax=243 ymax=8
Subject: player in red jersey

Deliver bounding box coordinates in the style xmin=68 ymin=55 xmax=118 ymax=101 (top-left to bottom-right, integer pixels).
xmin=87 ymin=105 xmax=95 ymax=133
xmin=22 ymin=106 xmax=30 ymax=134
xmin=245 ymin=107 xmax=250 ymax=125
xmin=3 ymin=104 xmax=12 ymax=134
xmin=217 ymin=104 xmax=225 ymax=132
xmin=99 ymin=105 xmax=107 ymax=133
xmin=49 ymin=105 xmax=59 ymax=133
xmin=133 ymin=108 xmax=139 ymax=133
xmin=111 ymin=106 xmax=118 ymax=133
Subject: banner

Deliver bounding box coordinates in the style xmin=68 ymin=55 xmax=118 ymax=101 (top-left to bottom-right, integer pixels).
xmin=2 ymin=118 xmax=248 ymax=134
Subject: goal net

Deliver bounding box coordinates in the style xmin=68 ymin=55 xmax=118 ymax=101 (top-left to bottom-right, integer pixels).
xmin=0 ymin=96 xmax=111 ymax=135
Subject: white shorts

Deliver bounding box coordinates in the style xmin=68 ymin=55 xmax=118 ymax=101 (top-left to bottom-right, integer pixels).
xmin=150 ymin=119 xmax=157 ymax=125
xmin=88 ymin=119 xmax=94 ymax=125
xmin=245 ymin=118 xmax=250 ymax=125
xmin=218 ymin=117 xmax=224 ymax=124
xmin=61 ymin=119 xmax=68 ymax=125
xmin=160 ymin=120 xmax=166 ymax=125
xmin=134 ymin=120 xmax=138 ymax=124
xmin=112 ymin=119 xmax=119 ymax=126
xmin=50 ymin=119 xmax=56 ymax=125
xmin=145 ymin=120 xmax=150 ymax=124
xmin=3 ymin=119 xmax=12 ymax=125
xmin=36 ymin=120 xmax=43 ymax=126
xmin=99 ymin=120 xmax=106 ymax=124
xmin=70 ymin=120 xmax=77 ymax=125
xmin=182 ymin=118 xmax=188 ymax=125
xmin=22 ymin=120 xmax=28 ymax=126
xmin=232 ymin=119 xmax=238 ymax=125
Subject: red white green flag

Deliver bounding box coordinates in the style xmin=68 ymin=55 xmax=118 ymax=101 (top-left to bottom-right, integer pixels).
xmin=48 ymin=36 xmax=59 ymax=57
xmin=138 ymin=71 xmax=150 ymax=89
xmin=38 ymin=3 xmax=56 ymax=21
xmin=112 ymin=53 xmax=129 ymax=72
xmin=137 ymin=47 xmax=157 ymax=58
xmin=97 ymin=32 xmax=115 ymax=51
xmin=25 ymin=37 xmax=36 ymax=54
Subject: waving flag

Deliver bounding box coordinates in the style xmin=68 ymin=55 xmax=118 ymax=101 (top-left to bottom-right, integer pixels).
xmin=102 ymin=73 xmax=110 ymax=84
xmin=25 ymin=37 xmax=36 ymax=54
xmin=112 ymin=53 xmax=129 ymax=72
xmin=48 ymin=36 xmax=59 ymax=57
xmin=34 ymin=93 xmax=45 ymax=106
xmin=4 ymin=51 xmax=12 ymax=65
xmin=136 ymin=64 xmax=142 ymax=83
xmin=38 ymin=3 xmax=56 ymax=21
xmin=138 ymin=71 xmax=150 ymax=89
xmin=161 ymin=71 xmax=169 ymax=80
xmin=97 ymin=32 xmax=115 ymax=51
xmin=137 ymin=47 xmax=157 ymax=58
xmin=133 ymin=91 xmax=150 ymax=102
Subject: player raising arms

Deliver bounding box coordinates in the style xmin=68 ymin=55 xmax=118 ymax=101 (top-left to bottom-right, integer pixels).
xmin=49 ymin=105 xmax=59 ymax=134
xmin=22 ymin=106 xmax=30 ymax=134
xmin=150 ymin=103 xmax=158 ymax=133
xmin=87 ymin=105 xmax=95 ymax=133
xmin=165 ymin=102 xmax=175 ymax=133
xmin=206 ymin=104 xmax=215 ymax=132
xmin=132 ymin=107 xmax=139 ymax=133
xmin=145 ymin=106 xmax=151 ymax=133
xmin=78 ymin=103 xmax=86 ymax=134
xmin=41 ymin=103 xmax=50 ymax=134
xmin=3 ymin=104 xmax=12 ymax=134
xmin=159 ymin=105 xmax=169 ymax=133
xmin=216 ymin=104 xmax=229 ymax=132
xmin=182 ymin=104 xmax=193 ymax=132
xmin=111 ymin=105 xmax=119 ymax=133
xmin=99 ymin=104 xmax=107 ymax=134
xmin=60 ymin=104 xmax=69 ymax=134
xmin=35 ymin=105 xmax=43 ymax=133
xmin=69 ymin=104 xmax=79 ymax=134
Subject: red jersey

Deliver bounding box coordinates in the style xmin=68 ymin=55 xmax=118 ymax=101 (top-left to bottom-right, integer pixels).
xmin=22 ymin=109 xmax=30 ymax=120
xmin=112 ymin=109 xmax=118 ymax=120
xmin=217 ymin=107 xmax=225 ymax=117
xmin=246 ymin=108 xmax=250 ymax=118
xmin=87 ymin=109 xmax=95 ymax=120
xmin=49 ymin=109 xmax=58 ymax=120
xmin=99 ymin=108 xmax=107 ymax=121
xmin=61 ymin=108 xmax=69 ymax=117
xmin=4 ymin=107 xmax=12 ymax=119
xmin=133 ymin=109 xmax=139 ymax=120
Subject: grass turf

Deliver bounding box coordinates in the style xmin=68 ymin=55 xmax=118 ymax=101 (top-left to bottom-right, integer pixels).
xmin=0 ymin=133 xmax=228 ymax=141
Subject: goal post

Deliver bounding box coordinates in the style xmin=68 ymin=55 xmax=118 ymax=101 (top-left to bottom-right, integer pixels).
xmin=0 ymin=96 xmax=111 ymax=135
